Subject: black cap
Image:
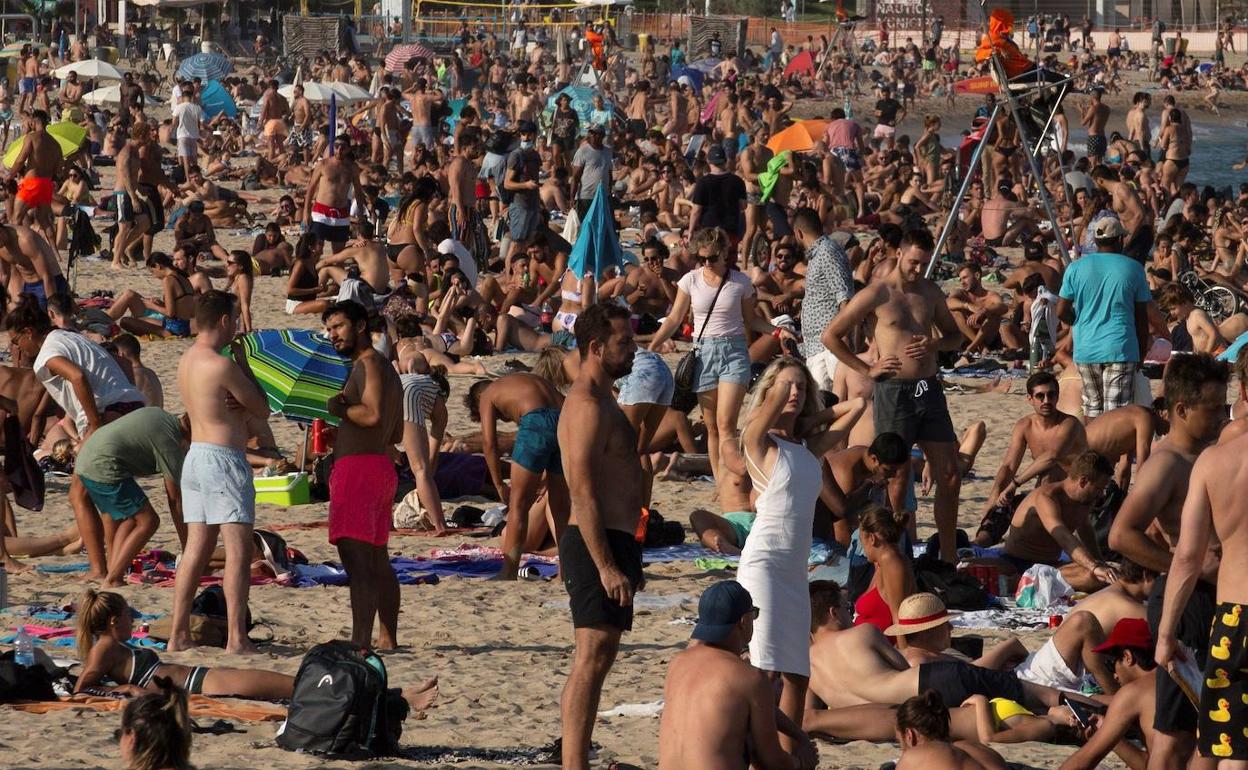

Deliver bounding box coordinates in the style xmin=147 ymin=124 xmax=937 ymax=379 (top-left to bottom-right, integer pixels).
xmin=707 ymin=144 xmax=727 ymax=166
xmin=517 ymin=119 xmax=538 ymax=135
xmin=691 ymin=580 xmax=754 ymax=643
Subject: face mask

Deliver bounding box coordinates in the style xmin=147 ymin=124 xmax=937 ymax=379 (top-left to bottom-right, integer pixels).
xmin=520 ymin=140 xmax=534 ymax=150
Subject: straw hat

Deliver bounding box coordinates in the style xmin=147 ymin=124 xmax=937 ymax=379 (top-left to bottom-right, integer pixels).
xmin=884 ymin=593 xmax=961 ymax=636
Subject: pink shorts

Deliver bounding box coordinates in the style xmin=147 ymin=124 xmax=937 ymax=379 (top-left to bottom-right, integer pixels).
xmin=328 ymin=454 xmax=398 ymax=547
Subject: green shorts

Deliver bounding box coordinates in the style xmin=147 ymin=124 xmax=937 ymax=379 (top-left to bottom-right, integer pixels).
xmin=78 ymin=475 xmax=149 ymax=521
xmin=723 ymin=511 xmax=756 ymax=546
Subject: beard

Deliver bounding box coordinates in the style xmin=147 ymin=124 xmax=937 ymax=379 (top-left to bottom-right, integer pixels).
xmin=603 ymin=351 xmax=635 ymax=379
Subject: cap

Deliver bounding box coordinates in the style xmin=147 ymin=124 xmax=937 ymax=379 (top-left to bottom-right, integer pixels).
xmin=1093 ymin=216 xmax=1126 ymax=240
xmin=517 ymin=119 xmax=538 ymax=135
xmin=587 ymin=122 xmax=606 ymax=134
xmin=677 ymin=75 xmax=693 ymax=88
xmin=691 ymin=580 xmax=755 ymax=643
xmin=1093 ymin=618 xmax=1153 ymax=654
xmin=437 ymin=238 xmax=471 ymax=263
xmin=884 ymin=593 xmax=960 ymax=636
xmin=707 ymin=144 xmax=727 ymax=166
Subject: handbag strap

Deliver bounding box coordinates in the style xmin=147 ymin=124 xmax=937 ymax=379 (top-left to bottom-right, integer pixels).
xmin=695 ymin=269 xmax=732 ymax=344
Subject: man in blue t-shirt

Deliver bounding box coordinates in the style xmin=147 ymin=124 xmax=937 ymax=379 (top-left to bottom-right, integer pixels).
xmin=1057 ymin=217 xmax=1152 ymax=419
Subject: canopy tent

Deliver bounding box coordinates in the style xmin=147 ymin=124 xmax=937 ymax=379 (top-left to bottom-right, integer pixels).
xmin=199 ymin=79 xmax=237 ymax=119
xmin=783 ymin=50 xmax=815 ymax=78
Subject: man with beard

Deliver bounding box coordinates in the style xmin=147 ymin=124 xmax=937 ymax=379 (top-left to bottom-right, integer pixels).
xmin=557 ymin=302 xmax=644 ymax=770
xmin=323 ymin=300 xmax=404 ymax=650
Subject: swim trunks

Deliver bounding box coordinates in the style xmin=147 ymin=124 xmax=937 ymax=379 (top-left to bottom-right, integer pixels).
xmin=831 ymin=145 xmax=863 ymax=172
xmin=873 ymin=376 xmax=958 ymax=446
xmin=78 ymin=475 xmax=149 ymax=521
xmin=22 ymin=274 xmax=69 ymax=309
xmin=1199 ymin=601 xmax=1248 ymax=758
xmin=176 ymin=137 xmax=198 ymax=158
xmin=411 ymin=124 xmax=435 ymax=148
xmin=723 ymin=511 xmax=756 ymax=546
xmin=1123 ymin=224 xmax=1154 ymax=264
xmin=1166 ymin=157 xmax=1190 ymax=170
xmin=184 ymin=666 xmax=208 ymax=695
xmin=181 ymin=442 xmax=255 ymax=526
xmin=560 ymin=525 xmax=644 ymax=630
xmin=328 ymin=453 xmax=398 ymax=547
xmin=18 ymin=77 xmax=33 ymax=95
xmin=511 ymin=407 xmax=563 ymax=476
xmin=310 ymin=201 xmax=351 ymax=244
xmin=16 ymin=176 xmax=53 ymax=208
xmin=138 ymin=184 xmax=165 ymax=233
xmin=873 ymin=124 xmax=896 ymax=141
xmin=918 ymin=660 xmax=1027 ymax=707
xmin=1086 ymin=134 xmax=1107 ymax=157
xmin=1148 ymin=574 xmax=1216 ymax=732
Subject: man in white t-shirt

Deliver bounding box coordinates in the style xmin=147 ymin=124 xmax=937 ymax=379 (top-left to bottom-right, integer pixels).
xmin=171 ymin=86 xmax=203 ymax=178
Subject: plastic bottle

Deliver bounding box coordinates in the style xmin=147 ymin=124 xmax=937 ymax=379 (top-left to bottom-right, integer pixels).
xmin=843 ymin=94 xmax=853 ymax=120
xmin=14 ymin=625 xmax=34 ymax=667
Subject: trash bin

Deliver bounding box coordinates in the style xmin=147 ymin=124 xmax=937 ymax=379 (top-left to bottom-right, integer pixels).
xmin=638 ymin=32 xmax=649 ymax=53
xmin=1164 ymin=37 xmax=1176 ymax=55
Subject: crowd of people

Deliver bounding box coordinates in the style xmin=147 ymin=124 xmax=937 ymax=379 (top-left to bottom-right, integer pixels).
xmin=2 ymin=7 xmax=1248 ymax=770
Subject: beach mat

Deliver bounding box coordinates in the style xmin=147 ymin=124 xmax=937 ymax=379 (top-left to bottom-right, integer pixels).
xmin=9 ymin=694 xmax=285 ymax=721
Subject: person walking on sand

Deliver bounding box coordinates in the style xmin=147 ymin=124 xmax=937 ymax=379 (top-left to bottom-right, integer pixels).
xmin=9 ymin=109 xmax=62 ymax=245
xmin=169 ymin=291 xmax=268 ymax=655
xmin=303 ymin=134 xmax=365 ymax=254
xmin=323 ymin=300 xmax=405 ymax=650
xmin=557 ymin=302 xmax=644 ymax=770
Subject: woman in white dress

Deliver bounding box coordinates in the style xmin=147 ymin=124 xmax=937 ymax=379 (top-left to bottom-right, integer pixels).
xmin=724 ymin=356 xmax=825 ymax=736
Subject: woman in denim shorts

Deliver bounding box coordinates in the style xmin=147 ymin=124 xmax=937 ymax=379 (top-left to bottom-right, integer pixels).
xmin=647 ymin=227 xmax=798 ymax=482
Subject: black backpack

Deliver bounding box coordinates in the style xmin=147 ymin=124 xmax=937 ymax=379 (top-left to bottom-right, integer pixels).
xmin=0 ymin=649 xmax=63 ymax=703
xmin=913 ymin=555 xmax=990 ymax=611
xmin=276 ymin=641 xmax=409 ymax=757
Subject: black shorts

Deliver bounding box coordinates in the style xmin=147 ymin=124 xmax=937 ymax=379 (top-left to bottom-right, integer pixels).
xmin=627 ymin=118 xmax=647 ymax=140
xmin=559 ymin=525 xmax=643 ymax=631
xmin=1199 ymin=601 xmax=1248 ymax=758
xmin=873 ymin=376 xmax=958 ymax=446
xmin=311 ymin=221 xmax=350 ymax=244
xmin=918 ymin=660 xmax=1026 ymax=707
xmin=1123 ymin=224 xmax=1154 ymax=264
xmin=137 ymin=184 xmax=164 ymax=233
xmin=1148 ymin=573 xmax=1216 ymax=732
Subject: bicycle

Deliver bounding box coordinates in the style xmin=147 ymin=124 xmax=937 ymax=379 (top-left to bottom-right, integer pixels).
xmin=1179 ymin=270 xmax=1244 ymax=323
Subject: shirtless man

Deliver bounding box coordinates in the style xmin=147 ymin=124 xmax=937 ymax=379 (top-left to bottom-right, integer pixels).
xmin=751 ymin=243 xmax=805 ymax=319
xmin=896 ymin=696 xmax=1003 ymax=770
xmin=1014 ymin=559 xmax=1155 ymax=694
xmin=10 ymin=110 xmax=62 ymax=244
xmin=111 ymin=124 xmax=151 ymax=269
xmin=947 ymin=263 xmax=1021 ymax=362
xmin=378 ymin=88 xmax=403 ymax=173
xmin=0 ymin=224 xmax=67 ymax=309
xmin=303 ymin=134 xmax=364 ymax=253
xmin=1126 ymin=92 xmax=1153 ymax=155
xmin=446 ymin=130 xmax=481 ymax=259
xmin=977 ymin=371 xmax=1087 ymax=546
xmin=323 ymin=300 xmax=405 ymax=649
xmin=1090 ymin=166 xmax=1152 ymax=263
xmin=60 ymin=71 xmax=83 ymax=108
xmin=659 ymin=580 xmax=817 ymax=770
xmin=716 ymin=92 xmax=741 ymax=164
xmin=819 ymin=431 xmax=912 ymax=543
xmin=822 ymin=227 xmax=966 ymax=561
xmin=135 ymin=125 xmax=172 ymax=264
xmin=1108 ymin=353 xmax=1228 ymax=770
xmin=465 ymin=372 xmax=570 ymax=579
xmin=626 ymin=80 xmax=652 ymax=140
xmin=1081 ymin=89 xmax=1111 ymax=165
xmin=1086 ymin=397 xmax=1168 ymax=487
xmin=287 ymin=85 xmax=314 ymax=164
xmin=17 ymin=48 xmax=36 ymax=114
xmin=169 ymin=291 xmax=269 ymax=655
xmin=662 ymin=79 xmax=691 ymax=138
xmin=738 ymin=127 xmax=773 ymax=265
xmin=689 ymin=425 xmax=758 ymax=555
xmin=617 ymin=241 xmax=678 ymax=318
xmin=556 ymin=302 xmax=644 ymax=770
xmin=510 ymin=76 xmax=540 ymax=125
xmin=258 ymin=80 xmax=289 ymax=161
xmin=979 ymin=185 xmax=1036 ymax=248
xmin=316 ymin=220 xmax=391 ymax=296
xmin=998 ymin=450 xmax=1116 ymax=592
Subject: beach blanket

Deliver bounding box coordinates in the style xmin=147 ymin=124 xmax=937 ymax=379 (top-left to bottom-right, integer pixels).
xmin=9 ymin=694 xmax=285 ymax=722
xmin=644 ymin=540 xmax=843 ymax=567
xmin=951 ymin=606 xmax=1068 ymax=631
xmin=268 ymin=520 xmax=492 ymax=537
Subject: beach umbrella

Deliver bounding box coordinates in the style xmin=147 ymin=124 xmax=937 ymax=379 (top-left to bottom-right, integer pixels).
xmin=568 ymin=184 xmax=624 ymax=284
xmin=198 ymin=79 xmax=237 ymax=119
xmin=796 ymin=119 xmax=828 ymax=142
xmin=325 ymin=81 xmax=373 ymax=103
xmin=2 ymin=122 xmax=87 ymax=168
xmin=767 ymin=123 xmax=815 ymax=154
xmin=670 ymin=66 xmax=704 ymax=95
xmin=783 ymin=50 xmax=815 ymax=78
xmin=176 ymin=52 xmax=232 ymax=82
xmin=232 ymin=329 xmax=351 ymax=426
xmin=278 ymin=82 xmax=339 ymax=104
xmin=53 ymin=58 xmax=124 ymax=80
xmin=385 ymin=43 xmax=436 ymax=73
xmin=81 ymin=85 xmax=123 ymax=105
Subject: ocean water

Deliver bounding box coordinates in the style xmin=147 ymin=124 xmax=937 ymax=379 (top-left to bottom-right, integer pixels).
xmin=1064 ymin=123 xmax=1248 ymax=191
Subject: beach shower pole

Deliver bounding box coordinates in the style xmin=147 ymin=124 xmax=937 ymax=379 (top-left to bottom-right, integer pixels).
xmin=925 ymin=103 xmax=1000 ymax=279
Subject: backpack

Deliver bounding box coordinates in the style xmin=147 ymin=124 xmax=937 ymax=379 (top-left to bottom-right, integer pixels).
xmin=913 ymin=555 xmax=990 ymax=611
xmin=0 ymin=649 xmax=61 ymax=703
xmin=276 ymin=641 xmax=409 ymax=757
xmin=65 ymin=205 xmax=100 ymax=265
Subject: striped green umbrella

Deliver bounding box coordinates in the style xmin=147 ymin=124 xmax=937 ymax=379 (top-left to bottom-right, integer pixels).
xmin=232 ymin=329 xmax=351 ymax=426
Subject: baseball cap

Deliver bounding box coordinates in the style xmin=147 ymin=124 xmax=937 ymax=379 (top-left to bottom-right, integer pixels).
xmin=707 ymin=144 xmax=727 ymax=166
xmin=677 ymin=75 xmax=693 ymax=89
xmin=516 ymin=119 xmax=538 ymax=135
xmin=587 ymin=122 xmax=606 ymax=134
xmin=1093 ymin=217 xmax=1126 ymax=240
xmin=691 ymin=580 xmax=755 ymax=643
xmin=1093 ymin=618 xmax=1153 ymax=654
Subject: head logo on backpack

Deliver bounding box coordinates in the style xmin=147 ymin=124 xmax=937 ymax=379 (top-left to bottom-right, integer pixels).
xmin=276 ymin=641 xmax=409 ymax=758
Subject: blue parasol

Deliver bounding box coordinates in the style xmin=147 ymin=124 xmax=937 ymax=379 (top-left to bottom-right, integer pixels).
xmin=198 ymin=80 xmax=237 ymax=120
xmin=230 ymin=329 xmax=351 ymax=426
xmin=328 ymin=94 xmax=337 ymax=156
xmin=176 ymin=52 xmax=232 ymax=82
xmin=568 ymin=184 xmax=623 ymax=282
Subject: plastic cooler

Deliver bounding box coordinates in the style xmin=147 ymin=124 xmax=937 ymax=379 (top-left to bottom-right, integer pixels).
xmin=254 ymin=473 xmax=311 ymax=506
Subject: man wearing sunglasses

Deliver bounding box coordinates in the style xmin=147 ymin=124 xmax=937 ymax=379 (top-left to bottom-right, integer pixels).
xmin=975 ymin=371 xmax=1087 ymax=548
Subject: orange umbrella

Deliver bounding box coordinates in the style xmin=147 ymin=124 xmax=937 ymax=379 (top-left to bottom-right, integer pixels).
xmin=767 ymin=122 xmax=815 ymax=154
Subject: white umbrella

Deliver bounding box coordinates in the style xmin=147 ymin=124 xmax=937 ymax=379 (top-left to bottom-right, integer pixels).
xmin=53 ymin=58 xmax=124 ymax=80
xmin=81 ymin=85 xmax=122 ymax=104
xmin=278 ymin=82 xmax=340 ymax=104
xmin=325 ymin=81 xmax=372 ymax=103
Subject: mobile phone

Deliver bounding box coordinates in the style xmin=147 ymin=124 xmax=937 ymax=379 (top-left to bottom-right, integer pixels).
xmin=1060 ymin=693 xmax=1105 ymax=727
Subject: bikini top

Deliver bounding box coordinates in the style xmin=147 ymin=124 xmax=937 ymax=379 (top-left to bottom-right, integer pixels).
xmin=128 ymin=647 xmax=162 ymax=687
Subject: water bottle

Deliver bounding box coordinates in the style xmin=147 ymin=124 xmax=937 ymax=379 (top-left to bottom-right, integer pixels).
xmin=843 ymin=94 xmax=853 ymax=120
xmin=14 ymin=626 xmax=34 ymax=667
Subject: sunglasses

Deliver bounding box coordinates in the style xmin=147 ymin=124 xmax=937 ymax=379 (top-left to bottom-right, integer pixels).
xmin=1030 ymin=389 xmax=1058 ymax=402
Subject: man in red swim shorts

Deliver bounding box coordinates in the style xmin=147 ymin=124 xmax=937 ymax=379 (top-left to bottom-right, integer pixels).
xmin=323 ymin=300 xmax=405 ymax=650
xmin=9 ymin=109 xmax=60 ymax=243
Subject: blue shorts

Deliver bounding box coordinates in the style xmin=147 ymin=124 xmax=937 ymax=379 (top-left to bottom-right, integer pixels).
xmin=181 ymin=443 xmax=255 ymax=526
xmin=143 ymin=310 xmax=191 ymax=337
xmin=616 ymin=350 xmax=675 ymax=406
xmin=723 ymin=511 xmax=755 ymax=545
xmin=18 ymin=77 xmax=33 ymax=95
xmin=693 ymin=335 xmax=751 ymax=393
xmin=511 ymin=407 xmax=562 ymax=475
xmin=79 ymin=475 xmax=149 ymax=521
xmin=22 ymin=274 xmax=68 ymax=309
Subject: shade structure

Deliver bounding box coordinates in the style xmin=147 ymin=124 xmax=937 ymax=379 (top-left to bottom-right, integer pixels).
xmin=568 ymin=184 xmax=624 ymax=282
xmin=232 ymin=329 xmax=351 ymax=426
xmin=783 ymin=49 xmax=815 ymax=77
xmin=81 ymin=85 xmax=122 ymax=105
xmin=199 ymin=79 xmax=237 ymax=119
xmin=53 ymin=58 xmax=123 ymax=80
xmin=795 ymin=119 xmax=828 ymax=142
xmin=767 ymin=122 xmax=815 ymax=154
xmin=3 ymin=122 xmax=87 ymax=168
xmin=279 ymin=82 xmax=360 ymax=104
xmin=670 ymin=66 xmax=704 ymax=94
xmin=324 ymin=81 xmax=373 ymax=103
xmin=176 ymin=52 xmax=232 ymax=82
xmin=385 ymin=43 xmax=436 ymax=73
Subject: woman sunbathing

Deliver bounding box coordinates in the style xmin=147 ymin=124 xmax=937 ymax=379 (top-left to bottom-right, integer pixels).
xmin=75 ymin=590 xmax=440 ymax=709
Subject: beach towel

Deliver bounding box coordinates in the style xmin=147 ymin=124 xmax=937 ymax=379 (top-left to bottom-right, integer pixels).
xmin=4 ymin=414 xmax=44 ymax=511
xmin=9 ymin=694 xmax=285 ymax=722
xmin=758 ymin=150 xmax=791 ymax=204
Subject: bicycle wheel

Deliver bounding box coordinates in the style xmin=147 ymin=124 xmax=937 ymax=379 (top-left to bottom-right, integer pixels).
xmin=748 ymin=231 xmax=769 ymax=269
xmin=1204 ymin=286 xmax=1238 ymax=323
